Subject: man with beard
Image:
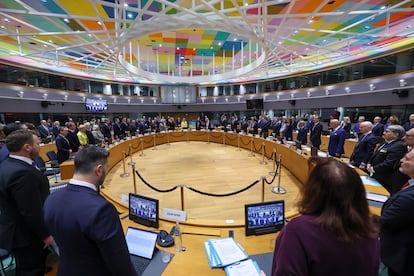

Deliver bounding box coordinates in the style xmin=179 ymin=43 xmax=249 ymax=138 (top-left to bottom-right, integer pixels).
xmin=43 ymin=146 xmax=136 ymax=276
xmin=0 ymin=130 xmax=54 ymax=275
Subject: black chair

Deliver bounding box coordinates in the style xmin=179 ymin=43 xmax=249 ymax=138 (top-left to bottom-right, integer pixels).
xmin=35 ymin=155 xmax=60 ymax=183
xmin=0 ymin=249 xmax=14 ymax=276
xmin=46 ymin=151 xmax=60 ymax=169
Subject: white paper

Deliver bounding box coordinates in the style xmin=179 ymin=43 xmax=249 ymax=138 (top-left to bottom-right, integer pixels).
xmin=225 ymin=259 xmax=260 ymax=276
xmin=210 ymin=238 xmax=247 ymax=266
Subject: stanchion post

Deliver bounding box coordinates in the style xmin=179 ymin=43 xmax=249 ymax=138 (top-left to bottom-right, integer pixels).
xmin=180 ymin=184 xmax=185 ymax=211
xmin=260 ymin=142 xmax=267 ymax=165
xmin=167 ymin=131 xmax=170 ymax=146
xmin=249 ymin=137 xmax=255 ymax=157
xmin=222 ymin=132 xmax=226 ymax=146
xmin=128 ymin=144 xmax=135 ymax=165
xmin=269 ymin=149 xmax=277 ymax=176
xmin=120 ymin=150 xmax=130 ymax=177
xmin=139 ymin=138 xmax=146 ymax=156
xmin=207 ymin=129 xmax=210 ymax=144
xmin=152 ymin=134 xmax=158 ymax=150
xmin=132 ymin=163 xmax=137 ymax=194
xmin=236 ymin=133 xmax=241 ymax=151
xmin=272 ymin=154 xmax=286 ymax=194
xmin=186 ymin=130 xmax=190 ymax=143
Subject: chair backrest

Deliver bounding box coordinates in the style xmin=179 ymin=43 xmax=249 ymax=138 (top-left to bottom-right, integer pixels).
xmin=46 ymin=151 xmax=60 ymax=168
xmin=33 ymin=156 xmax=47 ymax=172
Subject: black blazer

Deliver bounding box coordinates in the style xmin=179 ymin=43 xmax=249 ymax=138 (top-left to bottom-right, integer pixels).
xmin=380 ymin=184 xmax=414 ymax=275
xmin=350 ymin=132 xmax=377 ymax=167
xmin=309 ymin=122 xmax=323 ymax=149
xmin=369 ymin=139 xmax=407 ymax=193
xmin=0 ymin=157 xmax=50 ymax=251
xmin=55 ymin=134 xmax=71 ymax=164
xmin=296 ymin=127 xmax=308 ymax=144
xmin=66 ymin=130 xmax=80 ymax=152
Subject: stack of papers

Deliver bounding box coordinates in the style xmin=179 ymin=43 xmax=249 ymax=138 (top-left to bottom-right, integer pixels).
xmin=204 ymin=237 xmax=261 ymax=275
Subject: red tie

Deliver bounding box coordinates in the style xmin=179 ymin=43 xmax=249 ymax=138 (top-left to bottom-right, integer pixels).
xmin=401 ymin=182 xmax=410 ymax=190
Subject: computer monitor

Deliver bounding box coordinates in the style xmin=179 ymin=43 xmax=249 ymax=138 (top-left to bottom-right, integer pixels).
xmin=129 ymin=193 xmax=159 ymax=228
xmin=245 ymin=200 xmax=285 ymax=236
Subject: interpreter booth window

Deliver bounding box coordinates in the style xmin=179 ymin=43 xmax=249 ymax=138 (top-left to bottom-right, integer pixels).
xmin=160 ymin=86 xmax=196 ymax=104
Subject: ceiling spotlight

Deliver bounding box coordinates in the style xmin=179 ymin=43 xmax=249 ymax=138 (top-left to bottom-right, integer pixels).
xmin=213 ymin=98 xmax=216 ymax=103
xmin=325 ymin=89 xmax=330 ymax=96
xmin=307 ymin=91 xmax=311 ymax=97
xmin=42 ymin=93 xmax=48 ymax=100
xmin=82 ymin=96 xmax=86 ymax=102
xmin=63 ymin=95 xmax=68 ymax=101
xmin=201 ymin=98 xmax=205 ymax=103
xmin=400 ymin=79 xmax=407 ymax=87
xmin=276 ymin=94 xmax=280 ymax=100
xmin=153 ymin=99 xmax=156 ymax=104
xmin=369 ymin=84 xmax=375 ymax=91
xmin=290 ymin=93 xmax=295 ymax=99
xmin=127 ymin=98 xmax=131 ymax=104
xmin=140 ymin=99 xmax=144 ymax=104
xmin=345 ymin=87 xmax=351 ymax=93
xmin=225 ymin=98 xmax=228 ymax=102
xmin=237 ymin=97 xmax=241 ymax=102
xmin=113 ymin=98 xmax=117 ymax=103
xmin=17 ymin=91 xmax=24 ymax=98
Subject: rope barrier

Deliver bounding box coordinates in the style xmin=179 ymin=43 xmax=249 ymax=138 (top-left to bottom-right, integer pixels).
xmin=135 ymin=169 xmax=261 ymax=197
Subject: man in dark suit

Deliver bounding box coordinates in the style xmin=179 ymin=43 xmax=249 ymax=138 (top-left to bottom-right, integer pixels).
xmin=372 ymin=116 xmax=385 ymax=143
xmin=101 ymin=118 xmax=112 ymax=143
xmin=66 ymin=122 xmax=80 ymax=152
xmin=0 ymin=130 xmax=54 ymax=275
xmin=380 ymin=149 xmax=414 ymax=276
xmin=350 ymin=121 xmax=378 ymax=169
xmin=403 ymin=113 xmax=414 ymax=131
xmin=37 ymin=119 xmax=52 ymax=141
xmin=327 ymin=119 xmax=346 ymax=157
xmin=367 ymin=125 xmax=407 ymax=193
xmin=296 ymin=120 xmax=308 ymax=145
xmin=309 ymin=115 xmax=323 ymax=149
xmin=43 ymin=146 xmax=136 ymax=276
xmin=55 ymin=126 xmax=72 ymax=164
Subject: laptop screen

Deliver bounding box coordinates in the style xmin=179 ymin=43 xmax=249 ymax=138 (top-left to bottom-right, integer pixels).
xmin=125 ymin=227 xmax=158 ymax=259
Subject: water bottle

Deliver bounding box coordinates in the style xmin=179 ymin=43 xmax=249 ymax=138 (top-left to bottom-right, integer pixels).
xmin=174 ymin=221 xmax=182 ymax=252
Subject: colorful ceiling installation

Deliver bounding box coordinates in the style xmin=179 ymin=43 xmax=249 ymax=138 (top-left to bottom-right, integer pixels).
xmin=0 ymin=0 xmax=413 ymax=85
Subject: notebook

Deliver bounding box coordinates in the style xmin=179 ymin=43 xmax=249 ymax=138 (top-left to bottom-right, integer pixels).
xmin=125 ymin=227 xmax=158 ymax=275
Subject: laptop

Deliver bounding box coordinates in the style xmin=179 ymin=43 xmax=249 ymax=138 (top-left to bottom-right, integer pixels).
xmin=125 ymin=227 xmax=158 ymax=275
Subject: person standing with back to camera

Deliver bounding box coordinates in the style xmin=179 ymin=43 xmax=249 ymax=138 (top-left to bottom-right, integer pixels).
xmin=271 ymin=157 xmax=379 ymax=276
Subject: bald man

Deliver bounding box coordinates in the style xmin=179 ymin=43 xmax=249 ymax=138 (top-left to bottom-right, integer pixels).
xmin=349 ymin=121 xmax=378 ymax=169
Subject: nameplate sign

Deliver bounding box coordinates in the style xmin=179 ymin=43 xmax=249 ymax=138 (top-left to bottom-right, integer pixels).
xmin=162 ymin=208 xmax=187 ymax=222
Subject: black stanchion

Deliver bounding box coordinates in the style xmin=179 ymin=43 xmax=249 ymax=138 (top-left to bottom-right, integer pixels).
xmin=236 ymin=133 xmax=241 ymax=151
xmin=269 ymin=149 xmax=277 ymax=176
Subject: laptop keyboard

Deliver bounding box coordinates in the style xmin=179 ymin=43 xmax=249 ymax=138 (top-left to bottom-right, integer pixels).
xmin=130 ymin=248 xmax=158 ymax=276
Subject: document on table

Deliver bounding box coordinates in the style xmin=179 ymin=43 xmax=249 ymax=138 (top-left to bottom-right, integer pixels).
xmin=224 ymin=259 xmax=261 ymax=276
xmin=210 ymin=238 xmax=248 ymax=267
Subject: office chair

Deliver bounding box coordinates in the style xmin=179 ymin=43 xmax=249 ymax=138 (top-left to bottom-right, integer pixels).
xmin=0 ymin=249 xmax=14 ymax=276
xmin=39 ymin=153 xmax=60 ymax=183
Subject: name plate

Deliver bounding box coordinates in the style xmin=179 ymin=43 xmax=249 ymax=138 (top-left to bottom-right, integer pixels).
xmin=162 ymin=208 xmax=187 ymax=222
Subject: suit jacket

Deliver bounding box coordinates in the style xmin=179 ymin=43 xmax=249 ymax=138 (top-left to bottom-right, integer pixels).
xmin=310 ymin=122 xmax=323 ymax=149
xmin=101 ymin=123 xmax=112 ymax=140
xmin=372 ymin=123 xmax=384 ymax=141
xmin=44 ymin=184 xmax=137 ymax=276
xmin=380 ymin=184 xmax=414 ymax=275
xmin=55 ymin=134 xmax=71 ymax=164
xmin=296 ymin=127 xmax=308 ymax=145
xmin=349 ymin=132 xmax=377 ymax=166
xmin=0 ymin=157 xmax=50 ymax=251
xmin=369 ymin=139 xmax=407 ymax=193
xmin=37 ymin=125 xmax=50 ymax=139
xmin=66 ymin=130 xmax=80 ymax=152
xmin=328 ymin=127 xmax=346 ymax=156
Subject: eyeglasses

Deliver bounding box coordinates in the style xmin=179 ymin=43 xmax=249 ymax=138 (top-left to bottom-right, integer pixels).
xmin=405 ymin=134 xmax=414 ymax=137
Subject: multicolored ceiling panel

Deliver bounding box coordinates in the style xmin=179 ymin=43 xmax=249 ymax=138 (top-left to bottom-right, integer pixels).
xmin=0 ymin=0 xmax=413 ymax=85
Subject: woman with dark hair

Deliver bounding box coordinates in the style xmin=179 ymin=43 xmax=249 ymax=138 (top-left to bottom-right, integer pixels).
xmin=271 ymin=157 xmax=379 ymax=276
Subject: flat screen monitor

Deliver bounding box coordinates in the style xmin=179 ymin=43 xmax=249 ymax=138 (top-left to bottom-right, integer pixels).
xmin=311 ymin=146 xmax=318 ymax=157
xmin=129 ymin=193 xmax=159 ymax=228
xmin=245 ymin=200 xmax=285 ymax=236
xmin=85 ymin=98 xmax=108 ymax=112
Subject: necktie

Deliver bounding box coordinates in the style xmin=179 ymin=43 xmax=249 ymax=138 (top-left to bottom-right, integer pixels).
xmin=32 ymin=161 xmax=39 ymax=170
xmin=401 ymin=182 xmax=410 ymax=190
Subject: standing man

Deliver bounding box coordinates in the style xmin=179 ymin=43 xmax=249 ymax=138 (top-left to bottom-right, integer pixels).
xmin=349 ymin=121 xmax=378 ymax=170
xmin=367 ymin=125 xmax=407 ymax=193
xmin=309 ymin=115 xmax=323 ymax=149
xmin=327 ymin=119 xmax=346 ymax=158
xmin=380 ymin=149 xmax=414 ymax=276
xmin=372 ymin=116 xmax=385 ymax=143
xmin=0 ymin=130 xmax=54 ymax=275
xmin=43 ymin=146 xmax=137 ymax=275
xmin=55 ymin=126 xmax=72 ymax=164
xmin=403 ymin=113 xmax=414 ymax=131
